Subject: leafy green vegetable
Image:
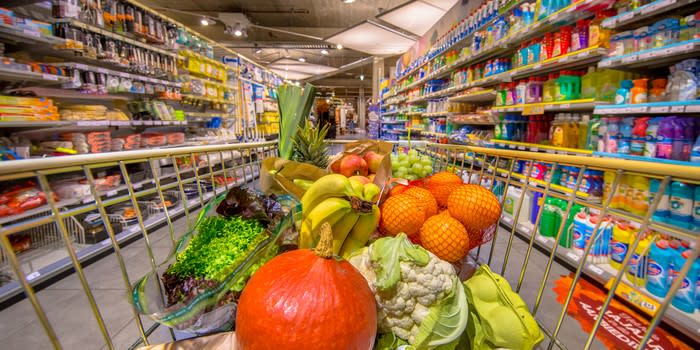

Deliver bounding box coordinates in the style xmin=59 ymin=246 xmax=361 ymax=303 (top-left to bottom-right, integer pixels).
xmin=376 ymin=333 xmax=413 ymax=350
xmin=413 ymin=276 xmax=469 ymax=350
xmin=370 ymin=232 xmax=430 ymax=292
xmin=216 ymin=187 xmax=283 ymax=225
xmin=166 ymin=216 xmax=266 ymax=281
xmin=278 ymin=83 xmax=317 ymax=160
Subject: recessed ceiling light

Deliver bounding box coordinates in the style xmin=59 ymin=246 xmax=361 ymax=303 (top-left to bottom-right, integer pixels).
xmin=343 ymin=0 xmax=356 ymax=3
xmin=233 ymin=23 xmax=243 ymax=37
xmin=336 ymin=44 xmax=343 ymax=50
xmin=255 ymin=48 xmax=262 ymax=54
xmin=359 ymin=74 xmax=364 ymax=81
xmin=298 ymin=57 xmax=306 ymax=62
xmin=201 ymin=18 xmax=209 ymax=26
xmin=321 ymin=49 xmax=329 ymax=55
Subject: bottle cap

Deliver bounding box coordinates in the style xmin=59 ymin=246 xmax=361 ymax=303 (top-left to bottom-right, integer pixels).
xmin=656 ymin=240 xmax=669 ymax=249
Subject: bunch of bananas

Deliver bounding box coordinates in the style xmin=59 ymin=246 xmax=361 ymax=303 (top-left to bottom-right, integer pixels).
xmin=299 ymin=174 xmax=381 ymax=259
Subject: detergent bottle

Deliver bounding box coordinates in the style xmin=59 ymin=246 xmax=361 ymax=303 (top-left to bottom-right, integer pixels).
xmin=650 ymin=178 xmax=671 ymax=222
xmin=606 ymin=117 xmax=620 ymax=154
xmin=629 ymin=175 xmax=650 ymax=216
xmin=615 ymin=80 xmax=633 ymax=104
xmin=618 ymin=117 xmax=634 ymax=155
xmin=644 ymin=117 xmax=662 ymax=158
xmin=560 ymin=203 xmax=584 ymax=249
xmin=631 ymin=78 xmax=649 ymax=104
xmin=590 ymin=10 xmax=614 ymax=48
xmin=543 ymin=73 xmax=559 ymax=102
xmin=669 ymin=181 xmax=694 ymax=229
xmin=627 ymin=233 xmax=651 ymax=285
xmin=581 ymin=67 xmax=598 ymax=100
xmin=656 ymin=117 xmax=675 ymax=159
xmin=647 ymin=239 xmax=673 ymax=298
xmin=572 ymin=210 xmax=589 ymax=256
xmin=671 ymin=250 xmax=700 ymax=313
xmin=610 ymin=221 xmax=633 ymax=270
xmin=630 ymin=117 xmax=649 ymax=156
xmin=540 ymin=196 xmax=562 ymax=238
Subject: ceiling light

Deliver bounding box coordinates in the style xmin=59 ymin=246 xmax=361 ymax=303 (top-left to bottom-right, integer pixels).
xmin=321 ymin=49 xmax=329 ymax=55
xmin=343 ymin=0 xmax=356 ymax=3
xmin=233 ymin=23 xmax=243 ymax=37
xmin=326 ymin=98 xmax=330 ymax=103
xmin=201 ymin=18 xmax=210 ymax=26
xmin=298 ymin=57 xmax=306 ymax=62
xmin=255 ymin=48 xmax=262 ymax=54
xmin=359 ymin=74 xmax=365 ymax=81
xmin=336 ymin=44 xmax=343 ymax=50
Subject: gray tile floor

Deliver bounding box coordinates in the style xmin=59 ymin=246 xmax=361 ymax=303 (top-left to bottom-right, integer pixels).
xmin=0 ymin=211 xmax=608 ymax=349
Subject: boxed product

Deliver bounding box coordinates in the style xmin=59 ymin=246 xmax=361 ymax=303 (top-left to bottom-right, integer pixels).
xmin=0 ymin=8 xmax=14 ymax=26
xmin=13 ymin=17 xmax=52 ymax=36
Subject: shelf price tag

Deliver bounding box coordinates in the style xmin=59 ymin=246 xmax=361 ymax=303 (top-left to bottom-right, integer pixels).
xmin=671 ymin=105 xmax=685 ymax=113
xmin=565 ymin=251 xmax=581 ymax=262
xmin=523 ymin=104 xmax=545 ymax=115
xmin=605 ymin=279 xmax=659 ymax=316
xmin=587 ymin=264 xmax=605 ymax=276
xmin=621 ymin=55 xmax=638 ymax=64
xmin=684 ymin=104 xmax=700 ymax=113
xmin=618 ymin=12 xmax=634 ymax=22
xmin=26 ymin=271 xmax=41 ymax=281
xmin=41 ymin=74 xmax=59 ymax=81
xmin=23 ymin=29 xmax=41 ymax=38
xmin=649 ymin=106 xmax=670 ymax=113
xmin=598 ymin=60 xmax=612 ymax=68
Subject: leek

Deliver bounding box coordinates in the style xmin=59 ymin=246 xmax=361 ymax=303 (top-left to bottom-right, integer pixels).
xmin=277 ymin=83 xmax=317 ymax=159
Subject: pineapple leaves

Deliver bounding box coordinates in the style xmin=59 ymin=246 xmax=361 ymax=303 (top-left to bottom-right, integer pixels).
xmin=291 ymin=120 xmax=330 ymax=168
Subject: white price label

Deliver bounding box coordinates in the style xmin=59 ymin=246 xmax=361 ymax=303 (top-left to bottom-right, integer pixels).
xmin=638 ymin=52 xmax=655 ymax=60
xmin=533 ymin=63 xmax=542 ymax=70
xmin=111 ymin=120 xmax=130 ymax=126
xmin=599 ymin=60 xmax=612 ymax=68
xmin=26 ymin=271 xmax=41 ymax=281
xmin=628 ymin=106 xmax=647 ymax=113
xmin=517 ymin=224 xmax=529 ymax=233
xmin=566 ymin=251 xmax=581 ymax=262
xmin=144 ymin=120 xmax=154 ymax=125
xmin=133 ymin=183 xmax=143 ymax=189
xmin=531 ymin=147 xmax=539 ymax=152
xmin=587 ymin=264 xmax=605 ymax=276
xmin=671 ymin=105 xmax=685 ymax=113
xmin=75 ymin=64 xmax=88 ymax=70
xmin=641 ymin=4 xmax=661 ymax=14
xmin=105 ymin=190 xmax=118 ymax=197
xmin=153 ymin=121 xmax=163 ymax=125
xmin=602 ymin=18 xmax=616 ymax=28
xmin=536 ymin=235 xmax=548 ymax=244
xmin=23 ymin=29 xmax=40 ymax=38
xmin=132 ymin=120 xmax=143 ymax=125
xmin=621 ymin=55 xmax=638 ymax=64
xmin=649 ymin=106 xmax=670 ymax=113
xmin=559 ymin=56 xmax=569 ymax=63
xmin=101 ymin=240 xmax=112 ymax=246
xmin=128 ymin=226 xmax=140 ymax=234
xmin=77 ymin=120 xmax=108 ymax=126
xmin=560 ymin=103 xmax=571 ymax=109
xmin=97 ymin=68 xmax=109 ymax=74
xmin=502 ymin=216 xmax=513 ymax=225
xmin=508 ymin=144 xmax=516 ymax=149
xmin=518 ymin=145 xmax=526 ymax=150
xmin=618 ymin=12 xmax=634 ymax=22
xmin=546 ymin=149 xmax=556 ymax=154
xmin=119 ymin=72 xmax=129 ymax=78
xmin=685 ymin=104 xmax=700 ymax=113
xmin=41 ymin=74 xmax=58 ymax=81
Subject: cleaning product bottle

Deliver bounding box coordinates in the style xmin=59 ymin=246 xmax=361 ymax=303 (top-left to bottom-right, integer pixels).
xmin=615 ymin=80 xmax=634 ymax=104
xmin=691 ymin=135 xmax=700 ymax=163
xmin=650 ymin=78 xmax=667 ymax=102
xmin=618 ymin=117 xmax=634 ymax=154
xmin=606 ymin=117 xmax=620 ymax=153
xmin=645 ymin=117 xmax=662 ymax=158
xmin=656 ymin=117 xmax=675 ymax=159
xmin=631 ymin=78 xmax=649 ymax=104
xmin=628 ymin=234 xmax=650 ymax=285
xmin=671 ymin=117 xmax=686 ymax=161
xmin=630 ymin=175 xmax=651 ymax=216
xmin=516 ymin=79 xmax=527 ymax=105
xmin=682 ymin=118 xmax=695 ymax=161
xmin=670 ymin=182 xmax=694 ymax=229
xmin=589 ymin=10 xmax=614 ymax=48
xmin=671 ymin=250 xmax=699 ymax=313
xmin=647 ymin=239 xmax=673 ymax=298
xmin=630 ymin=117 xmax=649 ymax=156
xmin=650 ymin=178 xmax=671 ymax=222
xmin=560 ymin=203 xmax=584 ymax=249
xmin=540 ymin=197 xmax=562 ymax=238
xmin=543 ymin=73 xmax=559 ymax=102
xmin=597 ymin=117 xmax=608 ymax=152
xmin=603 ymin=171 xmax=617 ymax=208
xmin=578 ymin=114 xmax=590 ymax=149
xmin=581 ymin=67 xmax=597 ymax=99
xmin=694 ymin=186 xmax=700 ymax=229
xmin=572 ymin=210 xmax=588 ymax=256
xmin=551 ymin=114 xmax=566 ymax=147
xmin=610 ymin=221 xmax=633 ymax=270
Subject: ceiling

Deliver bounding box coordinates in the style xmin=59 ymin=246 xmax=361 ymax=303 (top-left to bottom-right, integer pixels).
xmin=140 ymin=0 xmax=411 ymax=90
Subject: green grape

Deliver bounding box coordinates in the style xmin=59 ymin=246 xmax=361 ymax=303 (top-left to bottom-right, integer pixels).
xmin=420 ymin=158 xmax=433 ymax=167
xmin=407 ymin=149 xmax=418 ymax=157
xmin=405 ymin=174 xmax=417 ymax=181
xmin=411 ymin=163 xmax=423 ymax=173
xmin=398 ymin=153 xmax=408 ymax=162
xmin=408 ymin=155 xmax=421 ymax=164
xmin=390 ymin=155 xmax=399 ymax=164
xmin=394 ymin=171 xmax=406 ymax=179
xmin=420 ymin=156 xmax=431 ymax=162
xmin=397 ymin=166 xmax=408 ymax=174
xmin=423 ymin=165 xmax=433 ymax=174
xmin=398 ymin=160 xmax=409 ymax=169
xmin=392 ymin=163 xmax=399 ymax=171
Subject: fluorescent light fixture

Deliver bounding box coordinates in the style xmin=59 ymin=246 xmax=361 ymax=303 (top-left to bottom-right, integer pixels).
xmin=359 ymin=74 xmax=364 ymax=81
xmin=201 ymin=18 xmax=210 ymax=26
xmin=270 ymin=69 xmax=312 ymax=80
xmin=298 ymin=57 xmax=306 ymax=62
xmin=378 ymin=0 xmax=457 ymax=36
xmin=268 ymin=58 xmax=337 ymax=75
xmin=342 ymin=0 xmax=356 ymax=3
xmin=255 ymin=48 xmax=262 ymax=54
xmin=336 ymin=44 xmax=343 ymax=50
xmin=321 ymin=49 xmax=329 ymax=55
xmin=326 ymin=21 xmax=415 ymax=56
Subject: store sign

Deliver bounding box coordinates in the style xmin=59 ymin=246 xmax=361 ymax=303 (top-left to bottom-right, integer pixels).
xmin=553 ymin=276 xmax=691 ymax=350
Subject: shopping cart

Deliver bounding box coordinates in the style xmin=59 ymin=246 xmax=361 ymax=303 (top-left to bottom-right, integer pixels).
xmin=0 ymin=140 xmax=697 ymax=349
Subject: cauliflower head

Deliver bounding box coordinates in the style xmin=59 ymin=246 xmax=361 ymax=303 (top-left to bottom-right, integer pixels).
xmin=349 ymin=233 xmax=468 ymax=348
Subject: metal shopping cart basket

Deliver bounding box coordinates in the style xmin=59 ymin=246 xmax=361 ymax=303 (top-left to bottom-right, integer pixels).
xmin=0 ymin=140 xmax=697 ymax=350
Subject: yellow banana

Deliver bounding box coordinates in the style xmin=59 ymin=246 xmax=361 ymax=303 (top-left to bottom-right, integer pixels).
xmin=331 ymin=211 xmax=360 ymax=255
xmin=293 ymin=178 xmax=315 ymax=191
xmin=299 ymin=197 xmax=352 ymax=248
xmin=301 ymin=174 xmax=356 ymax=215
xmin=349 ymin=179 xmax=365 ymax=198
xmin=363 ymin=183 xmax=381 ymax=202
xmin=340 ymin=205 xmax=380 ymax=259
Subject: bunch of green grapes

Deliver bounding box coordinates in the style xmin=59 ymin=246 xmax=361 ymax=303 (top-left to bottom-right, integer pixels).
xmin=390 ymin=149 xmax=434 ymax=180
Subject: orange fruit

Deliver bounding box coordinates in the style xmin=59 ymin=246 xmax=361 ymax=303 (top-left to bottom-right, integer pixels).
xmin=380 ymin=194 xmax=425 ymax=238
xmin=389 ymin=184 xmax=408 ymax=197
xmin=428 ymin=183 xmax=464 ymax=207
xmin=447 ymin=184 xmax=501 ymax=233
xmin=419 ymin=214 xmax=470 ymax=263
xmin=426 ymin=171 xmax=462 ymax=187
xmin=402 ymin=187 xmax=438 ymax=217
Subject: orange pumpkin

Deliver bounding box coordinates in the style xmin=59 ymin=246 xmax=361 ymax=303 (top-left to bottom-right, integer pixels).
xmin=236 ymin=223 xmax=377 ymax=350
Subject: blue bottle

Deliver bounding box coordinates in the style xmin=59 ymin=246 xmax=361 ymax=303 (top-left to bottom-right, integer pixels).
xmin=669 ymin=182 xmax=694 ymax=229
xmin=647 ymin=240 xmax=673 ymax=298
xmin=650 ymin=179 xmax=671 ymax=222
xmin=618 ymin=117 xmax=634 ymax=155
xmin=694 ymin=186 xmax=700 ymax=229
xmin=672 ymin=250 xmax=699 ymax=313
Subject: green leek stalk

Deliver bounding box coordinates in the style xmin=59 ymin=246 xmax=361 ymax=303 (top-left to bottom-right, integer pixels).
xmin=277 ymin=83 xmax=317 ymax=159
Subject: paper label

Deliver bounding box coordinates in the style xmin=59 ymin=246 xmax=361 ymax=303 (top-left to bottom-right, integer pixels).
xmin=618 ymin=12 xmax=634 ymax=22
xmin=566 ymin=251 xmax=581 ymax=262
xmin=26 ymin=271 xmax=41 ymax=281
xmin=105 ymin=190 xmax=118 ymax=197
xmin=648 ymin=106 xmax=669 ymax=113
xmin=604 ymin=279 xmax=659 ymax=316
xmin=684 ymin=104 xmax=700 ymax=113
xmin=23 ymin=29 xmax=40 ymax=38
xmin=523 ymin=105 xmax=545 ymax=115
xmin=77 ymin=120 xmax=108 ymax=126
xmin=621 ymin=55 xmax=638 ymax=64
xmin=42 ymin=74 xmax=59 ymax=81
xmin=587 ymin=264 xmax=605 ymax=276
xmin=670 ymin=105 xmax=685 ymax=113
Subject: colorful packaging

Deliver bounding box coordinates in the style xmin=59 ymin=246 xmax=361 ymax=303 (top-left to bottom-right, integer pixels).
xmin=610 ymin=221 xmax=632 ymax=270
xmin=669 ymin=182 xmax=694 ymax=229
xmin=671 ymin=250 xmax=699 ymax=313
xmin=647 ymin=240 xmax=673 ymax=298
xmin=627 ymin=233 xmax=650 ymax=284
xmin=650 ymin=178 xmax=671 ymax=222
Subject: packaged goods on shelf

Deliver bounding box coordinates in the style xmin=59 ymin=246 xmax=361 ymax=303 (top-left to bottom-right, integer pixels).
xmin=0 ymin=96 xmax=59 ymax=121
xmin=0 ymin=181 xmax=54 ymax=217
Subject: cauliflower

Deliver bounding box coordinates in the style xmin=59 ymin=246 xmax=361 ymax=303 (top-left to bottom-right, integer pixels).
xmin=349 ymin=233 xmax=468 ymax=349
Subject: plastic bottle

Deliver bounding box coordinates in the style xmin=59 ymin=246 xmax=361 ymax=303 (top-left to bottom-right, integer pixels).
xmin=572 ymin=19 xmax=590 ymax=52
xmin=615 ymin=80 xmax=634 ymax=104
xmin=597 ymin=117 xmax=608 ymax=152
xmin=656 ymin=117 xmax=675 ymax=159
xmin=628 ymin=235 xmax=650 ymax=284
xmin=587 ymin=115 xmax=601 ymax=150
xmin=589 ymin=215 xmax=612 ymax=264
xmin=610 ymin=222 xmax=632 ymax=270
xmin=650 ymin=178 xmax=671 ymax=222
xmin=650 ymin=79 xmax=667 ymax=102
xmin=543 ymin=73 xmax=559 ymax=102
xmin=606 ymin=117 xmax=620 ymax=153
xmin=516 ymin=79 xmax=527 ymax=105
xmin=618 ymin=117 xmax=634 ymax=155
xmin=671 ymin=250 xmax=699 ymax=313
xmin=644 ymin=117 xmax=662 ymax=158
xmin=581 ymin=67 xmax=598 ymax=100
xmin=647 ymin=240 xmax=673 ymax=298
xmin=671 ymin=118 xmax=686 ymax=161
xmin=551 ymin=115 xmax=566 ymax=147
xmin=670 ymin=182 xmax=694 ymax=229
xmin=589 ymin=10 xmax=614 ymax=48
xmin=630 ymin=117 xmax=648 ymax=156
xmin=540 ymin=197 xmax=562 ymax=238
xmin=630 ymin=175 xmax=650 ymax=216
xmin=572 ymin=210 xmax=588 ymax=256
xmin=557 ymin=71 xmax=581 ymax=101
xmin=682 ymin=117 xmax=695 ymax=161
xmin=694 ymin=186 xmax=700 ymax=229
xmin=577 ymin=114 xmax=590 ymax=149
xmin=560 ymin=203 xmax=584 ymax=249
xmin=631 ymin=78 xmax=649 ymax=104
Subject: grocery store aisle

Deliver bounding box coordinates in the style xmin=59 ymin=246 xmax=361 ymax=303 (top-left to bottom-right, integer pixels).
xmin=0 ymin=214 xmax=606 ymax=350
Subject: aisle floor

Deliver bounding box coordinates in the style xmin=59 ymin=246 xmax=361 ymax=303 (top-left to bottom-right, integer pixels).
xmin=0 ymin=209 xmax=607 ymax=349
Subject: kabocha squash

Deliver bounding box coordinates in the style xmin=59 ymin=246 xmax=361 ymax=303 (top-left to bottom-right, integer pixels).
xmin=236 ymin=222 xmax=377 ymax=350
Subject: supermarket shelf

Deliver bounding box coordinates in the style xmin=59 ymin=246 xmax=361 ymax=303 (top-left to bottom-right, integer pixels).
xmin=52 ymin=62 xmax=181 ymax=88
xmin=422 ymin=111 xmax=452 ymax=118
xmin=500 ymin=216 xmax=700 ymax=343
xmin=0 ymin=121 xmax=73 ymax=128
xmin=0 ymin=67 xmax=71 ymax=86
xmin=450 ymin=118 xmax=495 ymax=125
xmin=416 ymin=130 xmax=448 ymax=137
xmin=0 ymin=23 xmax=64 ymax=46
xmin=238 ymin=77 xmax=277 ymax=88
xmin=602 ymin=0 xmax=699 ymax=30
xmin=381 ymin=120 xmax=407 ymax=124
xmin=181 ymin=94 xmax=237 ymax=104
xmin=599 ymin=39 xmax=700 ymax=70
xmin=594 ymin=101 xmax=700 ymax=114
xmin=11 ymin=87 xmax=130 ymax=101
xmin=382 ymin=128 xmax=407 ymax=134
xmin=0 ymin=119 xmax=185 ymax=129
xmin=185 ymin=112 xmax=236 ymax=118
xmin=449 ymin=90 xmax=497 ymax=103
xmin=405 ymin=111 xmax=425 ymax=116
xmin=492 ymin=99 xmax=604 ymax=114
xmin=382 ymin=109 xmax=407 ymax=116
xmin=179 ymin=50 xmax=227 ymax=69
xmin=593 ymin=152 xmax=700 ymax=169
xmin=53 ymin=19 xmax=178 ymax=58
xmin=490 ymin=139 xmax=594 ymax=155
xmin=510 ymin=46 xmax=607 ymax=80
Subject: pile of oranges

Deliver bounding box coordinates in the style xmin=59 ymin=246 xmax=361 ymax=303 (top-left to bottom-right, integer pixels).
xmin=380 ymin=171 xmax=501 ymax=263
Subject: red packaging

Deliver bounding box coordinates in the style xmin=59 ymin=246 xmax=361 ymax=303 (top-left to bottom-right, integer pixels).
xmin=559 ymin=26 xmax=572 ymax=56
xmin=543 ymin=32 xmax=554 ymax=60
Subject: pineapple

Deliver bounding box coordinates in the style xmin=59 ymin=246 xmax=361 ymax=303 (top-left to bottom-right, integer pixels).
xmin=291 ymin=121 xmax=330 ymax=168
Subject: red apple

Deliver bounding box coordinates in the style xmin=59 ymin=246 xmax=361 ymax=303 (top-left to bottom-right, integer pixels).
xmin=339 ymin=154 xmax=368 ymax=177
xmin=363 ymin=151 xmax=383 ymax=174
xmin=349 ymin=175 xmax=371 ymax=185
xmin=330 ymin=159 xmax=341 ymax=173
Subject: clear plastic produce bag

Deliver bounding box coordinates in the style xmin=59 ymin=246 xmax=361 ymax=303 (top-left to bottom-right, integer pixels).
xmin=130 ymin=190 xmax=299 ymax=335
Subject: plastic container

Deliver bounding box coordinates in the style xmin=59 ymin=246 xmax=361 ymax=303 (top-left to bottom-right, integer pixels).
xmin=649 ymin=79 xmax=667 ymax=102
xmin=525 ymin=77 xmax=543 ymax=103
xmin=656 ymin=117 xmax=675 ymax=159
xmin=516 ymin=80 xmax=527 ymax=105
xmin=581 ymin=67 xmax=598 ymax=100
xmin=560 ymin=204 xmax=584 ymax=249
xmin=650 ymin=178 xmax=671 ymax=222
xmin=589 ymin=10 xmax=615 ymax=48
xmin=669 ymin=181 xmax=694 ymax=229
xmin=572 ymin=19 xmax=590 ymax=52
xmin=606 ymin=117 xmax=620 ymax=154
xmin=615 ymin=80 xmax=633 ymax=104
xmin=556 ymin=71 xmax=581 ymax=101
xmin=671 ymin=250 xmax=699 ymax=313
xmin=618 ymin=117 xmax=634 ymax=155
xmin=647 ymin=240 xmax=673 ymax=298
xmin=540 ymin=196 xmax=562 ymax=238
xmin=631 ymin=78 xmax=648 ymax=104
xmin=610 ymin=222 xmax=632 ymax=270
xmin=628 ymin=235 xmax=650 ymax=283
xmin=630 ymin=117 xmax=648 ymax=156
xmin=543 ymin=73 xmax=559 ymax=102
